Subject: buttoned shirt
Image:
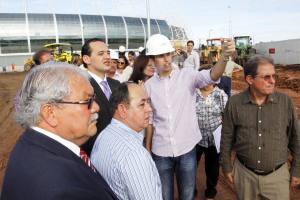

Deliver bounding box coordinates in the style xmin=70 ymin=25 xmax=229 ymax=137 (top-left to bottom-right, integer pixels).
xmin=183 ymin=50 xmax=200 ymax=70
xmin=196 ymin=87 xmax=228 ymax=148
xmin=145 ymin=67 xmax=218 ymax=157
xmin=220 ymin=90 xmax=300 ymax=177
xmin=91 ymin=119 xmax=162 ymax=200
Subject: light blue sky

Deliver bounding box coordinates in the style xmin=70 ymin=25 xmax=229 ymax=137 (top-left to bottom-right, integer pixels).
xmin=1 ymin=0 xmax=300 ymax=46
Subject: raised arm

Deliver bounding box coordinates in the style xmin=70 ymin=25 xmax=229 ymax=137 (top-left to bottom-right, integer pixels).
xmin=210 ymin=38 xmax=236 ymax=81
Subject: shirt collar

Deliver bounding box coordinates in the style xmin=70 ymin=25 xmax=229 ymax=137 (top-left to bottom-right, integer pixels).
xmin=111 ymin=119 xmax=144 ymax=144
xmin=88 ymin=70 xmax=108 ymax=83
xmin=242 ymin=89 xmax=278 ymax=104
xmin=31 ymin=126 xmax=80 ymax=157
xmin=154 ymin=68 xmax=177 ymax=80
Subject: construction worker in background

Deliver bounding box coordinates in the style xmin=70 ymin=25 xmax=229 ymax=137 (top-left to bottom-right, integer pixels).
xmin=183 ymin=40 xmax=200 ymax=70
xmin=144 ymin=34 xmax=235 ymax=200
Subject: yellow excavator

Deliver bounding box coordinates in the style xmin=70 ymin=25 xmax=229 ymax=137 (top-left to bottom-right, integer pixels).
xmin=200 ymin=38 xmax=222 ymax=65
xmin=44 ymin=43 xmax=73 ymax=63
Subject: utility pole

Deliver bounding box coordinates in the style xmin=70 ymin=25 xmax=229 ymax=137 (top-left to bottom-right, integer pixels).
xmin=228 ymin=5 xmax=232 ymax=37
xmin=146 ymin=0 xmax=151 ymax=39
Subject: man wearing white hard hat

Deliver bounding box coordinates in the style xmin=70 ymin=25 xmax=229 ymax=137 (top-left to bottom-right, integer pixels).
xmin=144 ymin=34 xmax=235 ymax=200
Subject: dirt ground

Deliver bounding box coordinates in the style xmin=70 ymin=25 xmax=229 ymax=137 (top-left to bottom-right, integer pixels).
xmin=0 ymin=66 xmax=300 ymax=199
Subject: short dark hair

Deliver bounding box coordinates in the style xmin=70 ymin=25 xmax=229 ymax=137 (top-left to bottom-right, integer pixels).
xmin=244 ymin=55 xmax=274 ymax=78
xmin=187 ymin=40 xmax=194 ymax=46
xmin=109 ymin=83 xmax=131 ymax=115
xmin=81 ymin=38 xmax=105 ymax=68
xmin=128 ymin=51 xmax=135 ymax=56
xmin=32 ymin=49 xmax=52 ymax=65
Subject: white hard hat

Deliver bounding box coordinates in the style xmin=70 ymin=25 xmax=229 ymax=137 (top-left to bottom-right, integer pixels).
xmin=146 ymin=34 xmax=174 ymax=56
xmin=110 ymin=49 xmax=119 ymax=60
xmin=118 ymin=45 xmax=126 ymax=53
xmin=138 ymin=46 xmax=145 ymax=53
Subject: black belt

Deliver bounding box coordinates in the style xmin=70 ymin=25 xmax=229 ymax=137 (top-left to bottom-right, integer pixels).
xmin=236 ymin=155 xmax=285 ymax=176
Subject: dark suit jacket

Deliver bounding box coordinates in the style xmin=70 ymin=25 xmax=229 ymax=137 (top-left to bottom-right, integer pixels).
xmin=1 ymin=128 xmax=118 ymax=200
xmin=81 ymin=77 xmax=120 ymax=155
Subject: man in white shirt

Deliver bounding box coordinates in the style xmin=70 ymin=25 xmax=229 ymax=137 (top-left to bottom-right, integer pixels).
xmin=81 ymin=38 xmax=120 ymax=155
xmin=183 ymin=40 xmax=200 ymax=70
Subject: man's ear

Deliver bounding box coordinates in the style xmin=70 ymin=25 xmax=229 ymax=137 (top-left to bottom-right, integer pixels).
xmin=82 ymin=55 xmax=91 ymax=66
xmin=117 ymin=103 xmax=128 ymax=119
xmin=245 ymin=75 xmax=254 ymax=85
xmin=40 ymin=104 xmax=58 ymax=127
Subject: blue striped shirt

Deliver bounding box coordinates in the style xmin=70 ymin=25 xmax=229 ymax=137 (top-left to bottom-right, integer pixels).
xmin=91 ymin=119 xmax=162 ymax=200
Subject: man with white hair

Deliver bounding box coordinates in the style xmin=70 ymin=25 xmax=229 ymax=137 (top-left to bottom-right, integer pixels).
xmin=144 ymin=34 xmax=235 ymax=200
xmin=1 ymin=63 xmax=118 ymax=200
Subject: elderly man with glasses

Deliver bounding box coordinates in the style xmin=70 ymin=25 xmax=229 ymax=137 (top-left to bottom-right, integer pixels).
xmin=220 ymin=55 xmax=300 ymax=200
xmin=1 ymin=63 xmax=118 ymax=200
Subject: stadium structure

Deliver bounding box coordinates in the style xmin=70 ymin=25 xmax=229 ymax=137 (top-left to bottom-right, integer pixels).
xmin=0 ymin=13 xmax=188 ymax=67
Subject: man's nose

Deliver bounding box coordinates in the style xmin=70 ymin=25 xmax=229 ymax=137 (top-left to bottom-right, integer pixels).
xmin=92 ymin=100 xmax=100 ymax=113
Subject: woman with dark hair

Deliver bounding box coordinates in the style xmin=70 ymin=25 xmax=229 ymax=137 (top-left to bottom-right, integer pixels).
xmin=117 ymin=55 xmax=129 ymax=73
xmin=129 ymin=55 xmax=155 ymax=84
xmin=115 ymin=55 xmax=132 ymax=82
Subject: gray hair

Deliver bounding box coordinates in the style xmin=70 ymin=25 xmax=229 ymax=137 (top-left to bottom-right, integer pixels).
xmin=15 ymin=62 xmax=90 ymax=128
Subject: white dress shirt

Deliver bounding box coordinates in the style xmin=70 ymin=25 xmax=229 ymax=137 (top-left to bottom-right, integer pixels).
xmin=31 ymin=126 xmax=80 ymax=157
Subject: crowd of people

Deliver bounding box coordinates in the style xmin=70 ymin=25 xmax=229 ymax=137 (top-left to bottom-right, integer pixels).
xmin=1 ymin=33 xmax=300 ymax=200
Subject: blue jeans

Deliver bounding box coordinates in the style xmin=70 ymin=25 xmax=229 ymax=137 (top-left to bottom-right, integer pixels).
xmin=152 ymin=147 xmax=197 ymax=200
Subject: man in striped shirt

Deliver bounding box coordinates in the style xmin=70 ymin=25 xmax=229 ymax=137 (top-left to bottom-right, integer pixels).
xmin=91 ymin=82 xmax=163 ymax=200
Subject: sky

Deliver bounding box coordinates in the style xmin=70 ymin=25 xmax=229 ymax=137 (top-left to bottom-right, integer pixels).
xmin=0 ymin=0 xmax=300 ymax=47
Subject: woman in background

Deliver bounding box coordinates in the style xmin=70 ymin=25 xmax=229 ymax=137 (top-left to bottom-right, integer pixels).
xmin=129 ymin=55 xmax=155 ymax=84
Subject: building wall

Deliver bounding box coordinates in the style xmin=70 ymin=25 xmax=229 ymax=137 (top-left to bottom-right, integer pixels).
xmin=254 ymin=39 xmax=300 ymax=65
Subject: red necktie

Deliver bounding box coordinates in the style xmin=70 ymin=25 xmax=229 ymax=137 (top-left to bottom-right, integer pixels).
xmin=80 ymin=149 xmax=97 ymax=173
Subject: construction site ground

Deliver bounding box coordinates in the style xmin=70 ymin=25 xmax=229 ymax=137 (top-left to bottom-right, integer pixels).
xmin=0 ymin=65 xmax=300 ymax=199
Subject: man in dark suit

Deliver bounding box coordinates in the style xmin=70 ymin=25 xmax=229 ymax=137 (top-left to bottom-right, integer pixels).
xmin=81 ymin=38 xmax=120 ymax=155
xmin=1 ymin=63 xmax=118 ymax=200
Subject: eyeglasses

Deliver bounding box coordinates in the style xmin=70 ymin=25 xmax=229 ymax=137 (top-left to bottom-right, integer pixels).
xmin=56 ymin=94 xmax=96 ymax=109
xmin=255 ymin=74 xmax=278 ymax=81
xmin=118 ymin=61 xmax=125 ymax=65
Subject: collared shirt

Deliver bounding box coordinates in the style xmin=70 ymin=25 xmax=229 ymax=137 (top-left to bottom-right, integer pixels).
xmin=183 ymin=50 xmax=200 ymax=70
xmin=31 ymin=126 xmax=80 ymax=157
xmin=145 ymin=67 xmax=218 ymax=157
xmin=91 ymin=119 xmax=162 ymax=200
xmin=220 ymin=90 xmax=300 ymax=176
xmin=196 ymin=87 xmax=228 ymax=147
xmin=114 ymin=66 xmax=133 ymax=83
xmin=88 ymin=71 xmax=112 ymax=93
